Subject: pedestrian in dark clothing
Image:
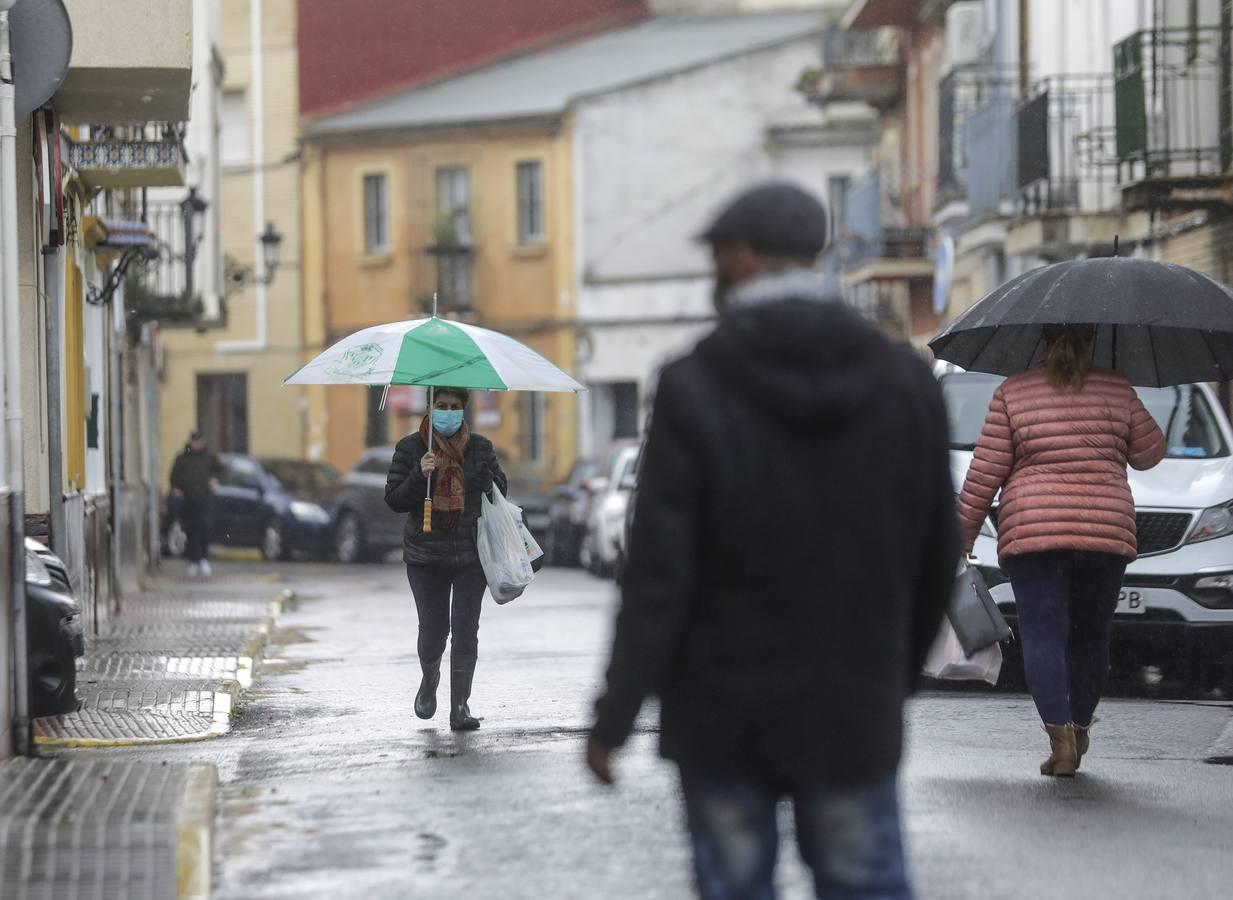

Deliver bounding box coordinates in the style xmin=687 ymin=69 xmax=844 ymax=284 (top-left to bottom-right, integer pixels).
xmin=957 ymin=325 xmax=1166 ymax=776
xmin=587 ymin=183 xmax=959 ymax=900
xmin=385 ymin=387 xmax=508 ymax=731
xmin=169 ymin=429 xmax=222 ymax=577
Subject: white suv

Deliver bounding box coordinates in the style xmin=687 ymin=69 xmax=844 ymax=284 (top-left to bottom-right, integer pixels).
xmin=941 ymin=368 xmax=1233 ymax=690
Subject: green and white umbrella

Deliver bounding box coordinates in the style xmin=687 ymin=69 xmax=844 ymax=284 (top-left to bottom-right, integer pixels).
xmin=285 ymin=313 xmax=583 ymax=533
xmin=284 ymin=316 xmax=583 ymax=392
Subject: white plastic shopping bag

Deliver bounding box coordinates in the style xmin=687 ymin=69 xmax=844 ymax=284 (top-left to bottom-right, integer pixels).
xmin=923 ymin=619 xmax=1003 ymax=686
xmin=514 ymin=509 xmax=544 ymax=567
xmin=477 ymin=485 xmax=536 ymax=604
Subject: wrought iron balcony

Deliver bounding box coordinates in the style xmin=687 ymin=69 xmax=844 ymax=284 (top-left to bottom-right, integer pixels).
xmin=1016 ymin=74 xmax=1120 ymax=216
xmin=833 ymin=166 xmax=931 ymax=272
xmin=424 ymin=216 xmax=475 ymax=312
xmin=117 ymin=195 xmax=210 ymax=328
xmin=800 ymin=27 xmax=904 ymax=111
xmin=937 ymin=67 xmax=1018 ymax=207
xmin=68 ymin=122 xmax=187 ymax=189
xmin=1115 ymin=25 xmax=1233 ymax=210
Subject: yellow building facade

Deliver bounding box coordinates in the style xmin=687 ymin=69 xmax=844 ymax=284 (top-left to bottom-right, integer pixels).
xmin=301 ymin=123 xmax=578 ymax=481
xmin=158 ymin=0 xmax=306 ymax=479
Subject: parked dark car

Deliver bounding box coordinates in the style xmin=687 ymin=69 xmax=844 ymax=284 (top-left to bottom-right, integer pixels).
xmin=332 ymin=445 xmax=405 ymax=564
xmin=25 ymin=537 xmax=84 ymax=718
xmin=163 ymin=454 xmax=339 ymax=561
xmin=547 ymin=458 xmax=600 ymax=567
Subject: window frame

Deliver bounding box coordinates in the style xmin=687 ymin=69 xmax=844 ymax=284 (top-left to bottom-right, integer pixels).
xmin=516 ymin=160 xmax=546 ymax=245
xmin=361 ymin=172 xmax=390 ymax=256
xmin=220 ymin=89 xmax=249 ymax=169
xmin=435 ymin=165 xmax=471 ymax=245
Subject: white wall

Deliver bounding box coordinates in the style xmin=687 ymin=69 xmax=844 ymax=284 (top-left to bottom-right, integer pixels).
xmin=147 ymin=0 xmax=223 ymax=315
xmin=577 ymin=36 xmax=830 ymax=285
xmin=573 ymin=35 xmax=875 ymax=454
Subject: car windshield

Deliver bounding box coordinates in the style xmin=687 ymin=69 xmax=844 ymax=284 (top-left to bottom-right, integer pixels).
xmin=941 ymin=374 xmax=1230 ymax=459
xmin=260 ymin=459 xmax=341 ymax=494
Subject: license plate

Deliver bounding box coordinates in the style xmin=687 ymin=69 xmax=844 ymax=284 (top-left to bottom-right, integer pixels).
xmin=1116 ymin=589 xmax=1148 ymax=615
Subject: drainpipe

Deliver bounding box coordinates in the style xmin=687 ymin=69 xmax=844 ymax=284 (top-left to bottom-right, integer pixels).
xmin=216 ymin=0 xmax=267 ymax=354
xmin=44 ymin=246 xmax=64 ymax=557
xmin=0 ymin=4 xmax=30 ymax=755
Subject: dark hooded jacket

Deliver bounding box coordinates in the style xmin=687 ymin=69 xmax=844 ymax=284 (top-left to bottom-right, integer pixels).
xmin=384 ymin=431 xmax=507 ymax=567
xmin=591 ymin=279 xmax=959 ymax=788
xmin=169 ymin=445 xmax=222 ymax=504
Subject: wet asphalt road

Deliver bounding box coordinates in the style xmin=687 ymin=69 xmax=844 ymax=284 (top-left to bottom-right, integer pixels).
xmin=84 ymin=561 xmax=1233 ymax=899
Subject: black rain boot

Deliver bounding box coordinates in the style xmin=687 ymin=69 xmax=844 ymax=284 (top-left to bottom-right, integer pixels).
xmin=415 ymin=657 xmax=442 ymax=720
xmin=450 ymin=658 xmax=481 ymax=731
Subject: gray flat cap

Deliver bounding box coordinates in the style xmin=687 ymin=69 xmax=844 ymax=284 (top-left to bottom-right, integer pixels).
xmin=700 ymin=182 xmax=829 ymax=257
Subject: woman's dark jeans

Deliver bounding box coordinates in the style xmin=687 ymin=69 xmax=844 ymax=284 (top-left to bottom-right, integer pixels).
xmin=405 ymin=563 xmax=487 ymax=663
xmin=1002 ymin=550 xmax=1128 ymax=727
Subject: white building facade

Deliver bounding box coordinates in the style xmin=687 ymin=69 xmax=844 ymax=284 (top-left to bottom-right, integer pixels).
xmin=572 ymin=30 xmax=876 ymax=456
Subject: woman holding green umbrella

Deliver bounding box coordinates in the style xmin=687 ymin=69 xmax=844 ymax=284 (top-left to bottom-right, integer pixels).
xmin=385 ymin=386 xmax=506 ymax=731
xmin=286 ymin=310 xmax=583 ymax=730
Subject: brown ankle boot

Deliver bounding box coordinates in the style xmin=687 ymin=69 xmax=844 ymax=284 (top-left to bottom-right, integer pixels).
xmin=1041 ymin=724 xmax=1078 ymax=777
xmin=1073 ymin=722 xmax=1092 ymax=770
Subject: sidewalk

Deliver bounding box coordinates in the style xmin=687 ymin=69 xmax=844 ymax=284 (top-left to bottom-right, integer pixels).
xmin=0 ymin=566 xmax=288 ymax=899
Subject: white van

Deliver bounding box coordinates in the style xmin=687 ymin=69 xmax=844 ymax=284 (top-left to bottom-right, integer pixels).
xmin=940 ymin=367 xmax=1233 ymax=687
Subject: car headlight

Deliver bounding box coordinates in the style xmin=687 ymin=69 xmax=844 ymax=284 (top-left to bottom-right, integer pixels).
xmin=290 ymin=501 xmax=331 ymax=525
xmin=25 ymin=548 xmax=52 ymax=587
xmin=1187 ymin=502 xmax=1233 ymax=544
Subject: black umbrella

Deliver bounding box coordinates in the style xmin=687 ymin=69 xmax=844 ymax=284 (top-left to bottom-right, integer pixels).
xmin=929 ymin=257 xmax=1233 ymax=386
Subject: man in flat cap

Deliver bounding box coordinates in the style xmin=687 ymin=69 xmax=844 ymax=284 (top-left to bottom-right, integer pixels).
xmin=588 ymin=182 xmax=957 ymax=899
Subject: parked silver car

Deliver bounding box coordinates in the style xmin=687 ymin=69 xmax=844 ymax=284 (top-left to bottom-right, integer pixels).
xmin=580 ymin=441 xmax=640 ymax=578
xmin=332 ymin=446 xmax=405 ymax=564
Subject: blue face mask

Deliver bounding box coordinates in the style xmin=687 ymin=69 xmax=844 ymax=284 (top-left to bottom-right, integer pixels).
xmin=431 ymin=409 xmax=465 ymax=437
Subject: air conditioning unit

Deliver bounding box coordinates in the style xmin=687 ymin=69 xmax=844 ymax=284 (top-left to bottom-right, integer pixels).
xmin=946 ymin=1 xmax=988 ymax=69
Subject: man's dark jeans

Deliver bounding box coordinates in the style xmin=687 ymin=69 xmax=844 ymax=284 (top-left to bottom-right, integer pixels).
xmin=183 ymin=499 xmax=212 ymax=564
xmin=1002 ymin=550 xmax=1127 ymax=727
xmin=679 ymin=769 xmax=911 ymax=900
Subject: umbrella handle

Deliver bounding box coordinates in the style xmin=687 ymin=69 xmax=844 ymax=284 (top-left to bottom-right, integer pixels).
xmin=423 ymin=498 xmax=433 ymax=534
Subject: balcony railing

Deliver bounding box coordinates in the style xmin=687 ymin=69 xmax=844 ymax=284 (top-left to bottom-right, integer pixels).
xmin=68 ymin=122 xmax=188 ymax=189
xmin=1115 ymin=26 xmax=1231 ymax=183
xmin=1017 ymin=74 xmax=1120 ymax=215
xmin=835 ymin=166 xmax=931 ymax=270
xmin=962 ymin=91 xmax=1018 ymax=217
xmin=114 ymin=193 xmax=208 ymax=326
xmin=802 ymin=27 xmax=904 ymax=110
xmin=938 ymin=67 xmax=1018 ymax=206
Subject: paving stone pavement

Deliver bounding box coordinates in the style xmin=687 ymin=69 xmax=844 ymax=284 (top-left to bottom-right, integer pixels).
xmin=31 ymin=575 xmax=287 ymax=748
xmin=0 ymin=758 xmax=215 ymax=900
xmin=1 ymin=567 xmax=286 ymax=899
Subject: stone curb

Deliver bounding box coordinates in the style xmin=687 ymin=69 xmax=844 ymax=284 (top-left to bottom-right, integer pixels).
xmin=177 ymin=764 xmax=217 ymax=900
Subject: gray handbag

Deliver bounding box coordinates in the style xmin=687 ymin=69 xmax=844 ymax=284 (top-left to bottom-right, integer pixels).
xmin=948 ymin=564 xmax=1012 ymax=655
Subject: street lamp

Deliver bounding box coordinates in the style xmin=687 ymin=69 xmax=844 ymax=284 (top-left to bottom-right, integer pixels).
xmin=225 ymin=221 xmax=284 ymax=293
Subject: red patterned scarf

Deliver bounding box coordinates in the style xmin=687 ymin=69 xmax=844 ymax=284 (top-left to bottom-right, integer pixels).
xmin=419 ymin=416 xmax=471 ymax=529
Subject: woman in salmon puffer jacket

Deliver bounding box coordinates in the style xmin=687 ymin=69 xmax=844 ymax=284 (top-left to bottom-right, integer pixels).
xmin=957 ymin=324 xmax=1166 ymax=778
